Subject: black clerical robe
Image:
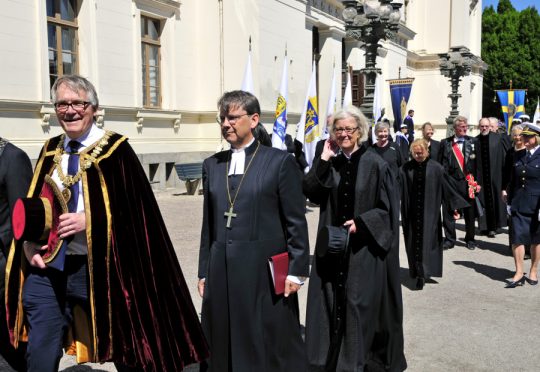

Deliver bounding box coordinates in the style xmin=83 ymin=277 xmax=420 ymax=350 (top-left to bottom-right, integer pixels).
xmin=304 ymin=149 xmax=406 ymax=372
xmin=198 ymin=141 xmax=310 ymax=371
xmin=476 ymin=132 xmax=507 ymax=231
xmin=400 ymin=159 xmax=468 ymax=279
xmin=6 ymin=132 xmax=208 ymax=370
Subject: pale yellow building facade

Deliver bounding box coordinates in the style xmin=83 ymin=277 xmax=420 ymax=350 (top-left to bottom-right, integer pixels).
xmin=0 ymin=0 xmax=485 ymax=188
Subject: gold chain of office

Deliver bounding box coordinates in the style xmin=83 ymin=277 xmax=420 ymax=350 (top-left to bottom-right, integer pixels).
xmin=53 ymin=132 xmax=111 ymax=189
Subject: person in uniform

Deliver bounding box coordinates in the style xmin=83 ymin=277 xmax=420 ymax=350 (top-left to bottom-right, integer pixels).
xmin=438 ymin=116 xmax=481 ymax=250
xmin=5 ymin=75 xmax=208 ymax=371
xmin=505 ymin=123 xmax=540 ymax=288
xmin=304 ymin=105 xmax=406 ymax=372
xmin=403 ymin=109 xmax=415 ymax=142
xmin=395 ymin=124 xmax=410 ymax=162
xmin=400 ymin=139 xmax=468 ymax=290
xmin=198 ymin=90 xmax=309 ymax=371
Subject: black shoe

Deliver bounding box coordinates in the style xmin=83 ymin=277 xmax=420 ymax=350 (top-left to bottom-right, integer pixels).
xmin=415 ymin=277 xmax=425 ymax=290
xmin=487 ymin=231 xmax=496 ymax=238
xmin=525 ymin=276 xmax=538 ymax=285
xmin=443 ymin=242 xmax=455 ymax=250
xmin=466 ymin=241 xmax=476 ymax=250
xmin=505 ymin=275 xmax=526 ymax=288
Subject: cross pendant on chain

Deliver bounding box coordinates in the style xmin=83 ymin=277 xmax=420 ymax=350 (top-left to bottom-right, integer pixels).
xmin=224 ymin=205 xmax=237 ymax=228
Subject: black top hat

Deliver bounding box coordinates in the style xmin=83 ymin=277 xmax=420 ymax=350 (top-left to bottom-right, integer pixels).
xmin=315 ymin=225 xmax=350 ymax=257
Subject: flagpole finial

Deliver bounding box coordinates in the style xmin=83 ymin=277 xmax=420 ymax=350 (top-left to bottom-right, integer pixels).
xmin=285 ymin=43 xmax=287 ymax=57
xmin=510 ymin=80 xmax=513 ymax=90
xmin=398 ymin=67 xmax=401 ymax=79
xmin=249 ymin=36 xmax=251 ymax=51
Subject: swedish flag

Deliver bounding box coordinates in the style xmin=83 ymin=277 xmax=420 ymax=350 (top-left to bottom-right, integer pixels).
xmin=497 ymin=89 xmax=526 ymax=133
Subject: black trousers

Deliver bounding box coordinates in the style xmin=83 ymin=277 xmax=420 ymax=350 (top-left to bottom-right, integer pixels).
xmin=443 ymin=203 xmax=476 ymax=244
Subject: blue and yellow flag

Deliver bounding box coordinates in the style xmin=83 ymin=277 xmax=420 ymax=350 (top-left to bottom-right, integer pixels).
xmin=497 ymin=89 xmax=526 ymax=133
xmin=297 ymin=61 xmax=319 ymax=169
xmin=272 ymin=55 xmax=288 ymax=149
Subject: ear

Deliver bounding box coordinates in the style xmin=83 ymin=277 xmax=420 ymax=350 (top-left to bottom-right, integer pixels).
xmin=250 ymin=113 xmax=259 ymax=129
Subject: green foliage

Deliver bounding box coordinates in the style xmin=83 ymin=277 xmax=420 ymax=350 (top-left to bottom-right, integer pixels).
xmin=482 ymin=2 xmax=540 ymax=118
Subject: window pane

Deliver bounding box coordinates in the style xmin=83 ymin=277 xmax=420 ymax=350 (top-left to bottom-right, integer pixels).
xmin=141 ymin=45 xmax=146 ymax=65
xmin=148 ymin=19 xmax=160 ymax=40
xmin=46 ymin=0 xmax=55 ymax=17
xmin=60 ymin=0 xmax=76 ymax=21
xmin=48 ymin=24 xmax=57 ymax=49
xmin=150 ymin=86 xmax=159 ymax=106
xmin=62 ymin=27 xmax=76 ymax=51
xmin=141 ymin=17 xmax=146 ymax=37
xmin=50 ymin=75 xmax=58 ymax=93
xmin=63 ymin=52 xmax=76 ymax=74
xmin=149 ymin=45 xmax=158 ymax=67
xmin=49 ymin=50 xmax=58 ymax=75
xmin=148 ymin=66 xmax=159 ymax=86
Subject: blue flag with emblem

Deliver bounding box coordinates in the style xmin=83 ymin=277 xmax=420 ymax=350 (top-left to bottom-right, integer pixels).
xmin=497 ymin=89 xmax=526 ymax=134
xmin=272 ymin=54 xmax=288 ymax=149
xmin=388 ymin=78 xmax=414 ymax=130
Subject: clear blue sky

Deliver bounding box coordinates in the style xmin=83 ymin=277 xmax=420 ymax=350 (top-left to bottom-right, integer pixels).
xmin=483 ymin=0 xmax=539 ymax=11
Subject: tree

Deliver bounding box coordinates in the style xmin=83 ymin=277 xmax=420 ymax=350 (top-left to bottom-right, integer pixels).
xmin=482 ymin=0 xmax=540 ymax=119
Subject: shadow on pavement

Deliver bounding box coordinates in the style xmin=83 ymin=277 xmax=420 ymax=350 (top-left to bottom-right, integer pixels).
xmin=452 ymin=260 xmax=513 ymax=282
xmin=475 ymin=240 xmax=512 ymax=257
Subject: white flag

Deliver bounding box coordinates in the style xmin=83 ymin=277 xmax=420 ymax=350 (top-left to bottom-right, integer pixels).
xmin=342 ymin=70 xmax=352 ymax=107
xmin=533 ymin=98 xmax=540 ymax=124
xmin=241 ymin=50 xmax=254 ymax=94
xmin=373 ymin=74 xmax=382 ymax=123
xmin=372 ymin=74 xmax=382 ymax=143
xmin=323 ymin=67 xmax=337 ymax=140
xmin=296 ymin=61 xmax=319 ymax=168
xmin=272 ymin=56 xmax=288 ymax=149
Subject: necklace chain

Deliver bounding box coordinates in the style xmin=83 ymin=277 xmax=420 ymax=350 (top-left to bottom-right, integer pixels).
xmin=226 ymin=142 xmax=260 ymax=209
xmin=53 ymin=132 xmax=111 ymax=188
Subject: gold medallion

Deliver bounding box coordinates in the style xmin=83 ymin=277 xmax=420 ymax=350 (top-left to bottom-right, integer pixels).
xmin=62 ymin=188 xmax=71 ymax=202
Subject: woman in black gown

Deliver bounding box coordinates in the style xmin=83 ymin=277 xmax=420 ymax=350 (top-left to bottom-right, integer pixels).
xmin=400 ymin=139 xmax=468 ymax=289
xmin=304 ymin=106 xmax=406 ymax=372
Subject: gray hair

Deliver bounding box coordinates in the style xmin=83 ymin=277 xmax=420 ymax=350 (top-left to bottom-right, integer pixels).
xmin=374 ymin=121 xmax=390 ymax=134
xmin=331 ymin=105 xmax=368 ymax=143
xmin=218 ymin=90 xmax=261 ymax=115
xmin=51 ymin=74 xmax=99 ymax=109
xmin=453 ymin=115 xmax=468 ymax=126
xmin=511 ymin=124 xmax=524 ymax=133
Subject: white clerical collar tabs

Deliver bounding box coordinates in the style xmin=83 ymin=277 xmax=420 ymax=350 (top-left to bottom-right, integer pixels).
xmin=231 ymin=137 xmax=256 ymax=153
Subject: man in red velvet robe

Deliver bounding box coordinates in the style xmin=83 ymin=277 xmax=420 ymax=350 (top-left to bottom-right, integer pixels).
xmin=5 ymin=75 xmax=208 ymax=371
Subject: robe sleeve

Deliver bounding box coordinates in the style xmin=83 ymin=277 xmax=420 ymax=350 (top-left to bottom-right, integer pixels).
xmin=198 ymin=159 xmax=211 ymax=279
xmin=442 ymin=172 xmax=470 ymax=211
xmin=303 ymin=156 xmax=333 ymax=205
xmin=278 ymin=155 xmax=310 ymax=277
xmin=353 ymin=164 xmax=395 ymax=252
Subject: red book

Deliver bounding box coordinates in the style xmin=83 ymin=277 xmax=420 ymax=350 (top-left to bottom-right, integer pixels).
xmin=268 ymin=252 xmax=289 ymax=295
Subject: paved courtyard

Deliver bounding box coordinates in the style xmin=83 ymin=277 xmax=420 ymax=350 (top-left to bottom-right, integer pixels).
xmin=3 ymin=190 xmax=539 ymax=371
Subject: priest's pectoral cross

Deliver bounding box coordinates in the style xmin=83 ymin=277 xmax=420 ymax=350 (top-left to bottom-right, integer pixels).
xmin=224 ymin=205 xmax=237 ymax=229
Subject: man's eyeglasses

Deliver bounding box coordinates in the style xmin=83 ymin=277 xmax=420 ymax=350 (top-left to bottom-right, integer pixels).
xmin=54 ymin=101 xmax=91 ymax=112
xmin=216 ymin=113 xmax=251 ymax=125
xmin=333 ymin=127 xmax=358 ymax=134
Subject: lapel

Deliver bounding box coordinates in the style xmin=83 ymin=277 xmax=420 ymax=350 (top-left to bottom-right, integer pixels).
xmin=462 ymin=136 xmax=471 ymax=165
xmin=528 ymin=149 xmax=540 ymax=164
